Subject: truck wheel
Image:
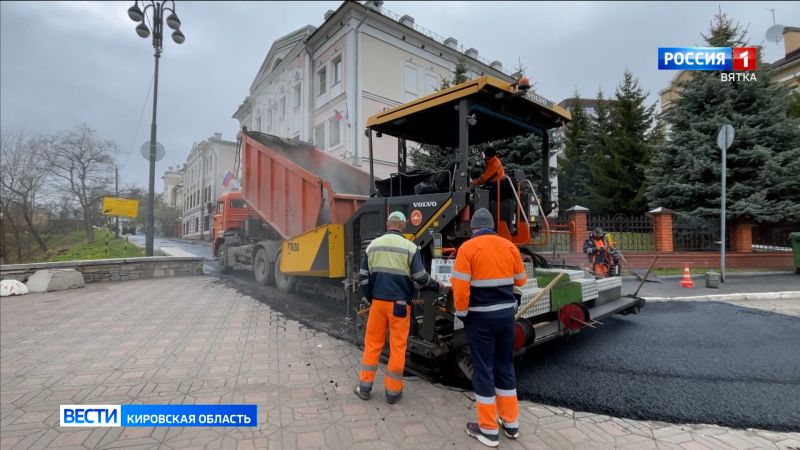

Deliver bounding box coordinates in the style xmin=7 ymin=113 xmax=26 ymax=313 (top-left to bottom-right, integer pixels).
xmin=218 ymin=243 xmax=232 ymax=274
xmin=274 ymin=252 xmax=295 ymax=293
xmin=253 ymin=248 xmax=274 ymax=286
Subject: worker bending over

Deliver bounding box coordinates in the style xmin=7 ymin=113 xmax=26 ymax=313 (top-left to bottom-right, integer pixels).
xmin=355 ymin=211 xmax=440 ymax=404
xmin=451 ymin=208 xmax=527 ymax=447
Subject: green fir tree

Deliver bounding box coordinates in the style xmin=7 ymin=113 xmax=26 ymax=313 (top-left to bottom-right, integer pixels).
xmin=557 ymin=90 xmax=593 ymax=209
xmin=586 ymin=73 xmax=657 ymax=215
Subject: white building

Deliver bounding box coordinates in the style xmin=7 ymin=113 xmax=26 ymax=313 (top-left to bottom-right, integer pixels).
xmin=161 ymin=166 xmax=184 ymax=210
xmin=233 ymin=0 xmax=518 ymax=180
xmin=180 ymin=133 xmax=238 ymax=240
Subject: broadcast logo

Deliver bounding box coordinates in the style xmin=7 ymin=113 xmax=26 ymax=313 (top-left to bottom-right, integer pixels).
xmin=658 ymin=47 xmax=757 ymax=81
xmin=61 ymin=404 xmax=258 ymax=427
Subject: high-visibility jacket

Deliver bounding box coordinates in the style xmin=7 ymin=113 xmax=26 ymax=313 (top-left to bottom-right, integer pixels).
xmin=451 ymin=229 xmax=527 ymax=318
xmin=471 ymin=156 xmax=505 ymax=186
xmin=359 ymin=230 xmax=433 ymax=301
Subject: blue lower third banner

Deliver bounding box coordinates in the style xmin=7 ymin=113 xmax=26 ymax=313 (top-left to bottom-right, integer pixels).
xmin=60 ymin=404 xmax=258 ymax=427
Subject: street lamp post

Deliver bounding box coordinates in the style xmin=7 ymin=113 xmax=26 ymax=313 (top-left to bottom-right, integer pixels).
xmin=127 ymin=0 xmax=185 ymax=256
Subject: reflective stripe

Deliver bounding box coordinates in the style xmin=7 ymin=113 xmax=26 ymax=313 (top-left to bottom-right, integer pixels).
xmin=359 ymin=279 xmax=370 ymax=286
xmin=385 ymin=388 xmax=402 ymax=396
xmin=513 ymin=272 xmax=526 ymax=280
xmin=495 ymin=387 xmax=517 ymax=397
xmin=451 ymin=270 xmax=471 ymax=281
xmin=475 ymin=394 xmax=496 ymax=404
xmin=385 ymin=371 xmax=403 ymax=381
xmin=412 ymin=270 xmax=428 ymax=280
xmin=470 ymin=277 xmax=514 ymax=287
xmin=359 ymin=269 xmax=370 ymax=276
xmin=501 ymin=419 xmax=520 ymax=428
xmin=372 ymin=267 xmax=409 ymax=276
xmin=362 ymin=364 xmax=377 ymax=372
xmin=480 ymin=427 xmax=500 ymax=436
xmin=368 ymin=245 xmax=411 ymax=256
xmin=396 ymin=301 xmax=406 ymax=306
xmin=359 ymin=382 xmax=373 ymax=391
xmin=468 ymin=303 xmax=515 ymax=313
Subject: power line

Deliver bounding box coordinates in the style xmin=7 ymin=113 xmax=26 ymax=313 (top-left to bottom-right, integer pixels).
xmin=120 ymin=72 xmax=154 ymax=171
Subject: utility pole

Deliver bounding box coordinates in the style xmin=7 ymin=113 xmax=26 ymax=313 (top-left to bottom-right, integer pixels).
xmin=115 ymin=165 xmax=120 ymax=239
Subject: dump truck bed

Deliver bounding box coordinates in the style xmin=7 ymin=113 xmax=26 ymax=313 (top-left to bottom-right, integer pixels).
xmin=241 ymin=132 xmax=370 ymax=240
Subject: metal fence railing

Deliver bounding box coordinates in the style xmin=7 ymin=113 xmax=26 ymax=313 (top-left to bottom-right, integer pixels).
xmin=752 ymin=222 xmax=797 ymax=252
xmin=588 ymin=214 xmax=654 ymax=251
xmin=673 ymin=214 xmax=722 ymax=251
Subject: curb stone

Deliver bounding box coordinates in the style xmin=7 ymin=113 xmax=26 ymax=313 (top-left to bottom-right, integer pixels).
xmin=643 ymin=291 xmax=800 ymax=302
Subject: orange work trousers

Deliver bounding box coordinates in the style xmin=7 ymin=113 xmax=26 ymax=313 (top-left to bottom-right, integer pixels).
xmin=358 ymin=299 xmax=411 ymax=396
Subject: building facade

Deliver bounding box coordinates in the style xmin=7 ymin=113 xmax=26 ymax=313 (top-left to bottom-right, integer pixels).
xmin=161 ymin=166 xmax=184 ymax=211
xmin=233 ymin=0 xmax=517 ymax=181
xmin=180 ymin=133 xmax=238 ymax=240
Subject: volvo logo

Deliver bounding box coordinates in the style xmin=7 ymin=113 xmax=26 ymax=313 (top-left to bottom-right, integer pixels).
xmin=412 ymin=201 xmax=437 ymax=208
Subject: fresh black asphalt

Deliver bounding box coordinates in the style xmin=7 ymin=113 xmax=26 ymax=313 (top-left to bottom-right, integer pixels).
xmin=207 ymin=250 xmax=800 ymax=432
xmin=514 ymin=301 xmax=800 ymax=432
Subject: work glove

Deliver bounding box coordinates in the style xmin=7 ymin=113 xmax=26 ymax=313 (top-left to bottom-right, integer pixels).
xmin=513 ymin=286 xmax=523 ymax=307
xmin=359 ymin=297 xmax=371 ymax=310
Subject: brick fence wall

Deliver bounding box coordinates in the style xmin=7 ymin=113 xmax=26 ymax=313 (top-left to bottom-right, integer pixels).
xmin=0 ymin=257 xmax=204 ymax=284
xmin=541 ymin=206 xmax=795 ymax=270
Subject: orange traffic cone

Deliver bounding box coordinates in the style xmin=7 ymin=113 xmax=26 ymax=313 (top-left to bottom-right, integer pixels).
xmin=680 ymin=264 xmax=694 ymax=288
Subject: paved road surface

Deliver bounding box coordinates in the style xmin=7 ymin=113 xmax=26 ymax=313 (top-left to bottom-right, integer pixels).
xmin=515 ymin=299 xmax=800 ymax=432
xmin=216 ymin=267 xmax=800 ymax=432
xmin=126 ymin=235 xmax=216 ymax=273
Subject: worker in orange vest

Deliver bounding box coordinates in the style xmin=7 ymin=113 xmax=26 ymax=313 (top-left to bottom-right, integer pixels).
xmin=354 ymin=211 xmax=440 ymax=404
xmin=451 ymin=208 xmax=527 ymax=447
xmin=470 ymin=148 xmax=506 ymax=187
xmin=583 ymin=228 xmax=614 ymax=277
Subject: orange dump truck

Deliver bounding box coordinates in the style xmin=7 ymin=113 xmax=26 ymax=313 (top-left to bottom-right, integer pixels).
xmin=215 ymin=132 xmax=370 ymax=292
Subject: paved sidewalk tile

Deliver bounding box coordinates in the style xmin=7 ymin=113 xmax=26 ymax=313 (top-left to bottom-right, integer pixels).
xmin=1 ymin=277 xmax=799 ymax=449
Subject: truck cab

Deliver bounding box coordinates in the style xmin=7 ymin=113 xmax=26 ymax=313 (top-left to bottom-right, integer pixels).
xmin=211 ymin=191 xmax=256 ymax=257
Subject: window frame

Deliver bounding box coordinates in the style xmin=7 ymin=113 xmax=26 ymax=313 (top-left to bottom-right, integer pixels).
xmin=332 ymin=55 xmax=342 ymax=86
xmin=317 ymin=67 xmax=327 ymax=96
xmin=328 ymin=115 xmax=341 ymax=149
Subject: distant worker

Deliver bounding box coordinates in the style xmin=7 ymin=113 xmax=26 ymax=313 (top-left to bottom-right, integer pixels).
xmin=470 ymin=148 xmax=505 ymax=188
xmin=354 ymin=211 xmax=441 ymax=404
xmin=583 ymin=228 xmax=610 ymax=263
xmin=451 ymin=208 xmax=527 ymax=447
xmin=584 ymin=228 xmax=618 ymax=277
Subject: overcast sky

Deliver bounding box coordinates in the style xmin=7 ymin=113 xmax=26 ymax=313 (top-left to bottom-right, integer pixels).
xmin=2 ymin=1 xmax=798 ymax=188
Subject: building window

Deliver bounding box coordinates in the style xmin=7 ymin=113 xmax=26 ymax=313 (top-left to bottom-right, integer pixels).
xmin=195 ymin=217 xmax=199 ymax=233
xmin=314 ymin=123 xmax=325 ymax=150
xmin=328 ymin=116 xmax=341 ymax=149
xmin=280 ymin=96 xmax=286 ymax=119
xmin=293 ymin=84 xmax=301 ymax=109
xmin=332 ymin=55 xmax=342 ymax=85
xmin=255 ymin=116 xmax=261 ymax=132
xmin=403 ymin=64 xmax=418 ymax=102
xmin=317 ymin=68 xmax=326 ymax=96
xmin=266 ymin=109 xmax=272 ymax=130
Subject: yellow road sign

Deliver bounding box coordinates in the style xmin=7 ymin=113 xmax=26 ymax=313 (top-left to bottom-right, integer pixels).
xmin=102 ymin=197 xmax=139 ymax=218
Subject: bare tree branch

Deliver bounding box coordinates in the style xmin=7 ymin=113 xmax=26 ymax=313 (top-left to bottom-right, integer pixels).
xmin=45 ymin=124 xmax=116 ymax=242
